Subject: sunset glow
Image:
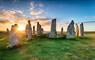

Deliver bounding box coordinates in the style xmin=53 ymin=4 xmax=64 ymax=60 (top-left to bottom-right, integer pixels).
xmin=0 ymin=0 xmax=95 ymax=31
xmin=17 ymin=25 xmax=25 ymax=31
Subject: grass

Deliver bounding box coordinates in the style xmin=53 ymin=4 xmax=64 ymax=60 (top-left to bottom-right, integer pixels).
xmin=0 ymin=32 xmax=95 ymax=60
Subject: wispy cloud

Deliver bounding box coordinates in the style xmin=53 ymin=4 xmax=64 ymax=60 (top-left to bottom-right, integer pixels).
xmin=30 ymin=9 xmax=45 ymax=15
xmin=30 ymin=1 xmax=46 ymax=16
xmin=0 ymin=9 xmax=25 ymax=20
xmin=0 ymin=19 xmax=10 ymax=24
xmin=0 ymin=1 xmax=62 ymax=31
xmin=83 ymin=21 xmax=95 ymax=23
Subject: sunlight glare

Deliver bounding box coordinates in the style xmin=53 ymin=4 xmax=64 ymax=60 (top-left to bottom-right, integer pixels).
xmin=18 ymin=25 xmax=25 ymax=31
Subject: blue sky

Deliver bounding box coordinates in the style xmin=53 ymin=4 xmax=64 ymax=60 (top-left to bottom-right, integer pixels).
xmin=0 ymin=0 xmax=95 ymax=20
xmin=0 ymin=0 xmax=95 ymax=31
xmin=0 ymin=0 xmax=95 ymax=21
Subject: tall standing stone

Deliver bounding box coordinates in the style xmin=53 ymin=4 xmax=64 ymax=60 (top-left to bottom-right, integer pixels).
xmin=80 ymin=23 xmax=84 ymax=37
xmin=25 ymin=20 xmax=32 ymax=40
xmin=49 ymin=19 xmax=57 ymax=38
xmin=33 ymin=26 xmax=35 ymax=35
xmin=66 ymin=20 xmax=75 ymax=38
xmin=76 ymin=23 xmax=79 ymax=37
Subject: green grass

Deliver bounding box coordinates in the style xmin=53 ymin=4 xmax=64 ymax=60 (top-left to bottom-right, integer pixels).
xmin=0 ymin=32 xmax=95 ymax=60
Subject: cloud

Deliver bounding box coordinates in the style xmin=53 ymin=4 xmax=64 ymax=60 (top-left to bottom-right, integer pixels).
xmin=30 ymin=9 xmax=45 ymax=15
xmin=83 ymin=21 xmax=95 ymax=23
xmin=0 ymin=9 xmax=15 ymax=19
xmin=0 ymin=9 xmax=26 ymax=23
xmin=32 ymin=16 xmax=49 ymax=20
xmin=30 ymin=2 xmax=35 ymax=10
xmin=0 ymin=9 xmax=27 ymax=31
xmin=41 ymin=21 xmax=51 ymax=26
xmin=0 ymin=2 xmax=53 ymax=31
xmin=0 ymin=9 xmax=25 ymax=20
xmin=29 ymin=1 xmax=50 ymax=31
xmin=30 ymin=1 xmax=46 ymax=16
xmin=39 ymin=3 xmax=44 ymax=7
xmin=0 ymin=19 xmax=10 ymax=24
xmin=84 ymin=16 xmax=95 ymax=19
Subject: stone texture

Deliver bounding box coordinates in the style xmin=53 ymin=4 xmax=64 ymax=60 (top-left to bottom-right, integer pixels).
xmin=37 ymin=22 xmax=43 ymax=36
xmin=41 ymin=28 xmax=43 ymax=35
xmin=76 ymin=23 xmax=79 ymax=37
xmin=66 ymin=20 xmax=75 ymax=38
xmin=80 ymin=23 xmax=84 ymax=37
xmin=33 ymin=26 xmax=35 ymax=35
xmin=9 ymin=24 xmax=20 ymax=47
xmin=49 ymin=19 xmax=57 ymax=38
xmin=25 ymin=20 xmax=32 ymax=40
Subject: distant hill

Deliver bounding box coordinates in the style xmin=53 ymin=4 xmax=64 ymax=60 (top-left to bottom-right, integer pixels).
xmin=85 ymin=31 xmax=95 ymax=33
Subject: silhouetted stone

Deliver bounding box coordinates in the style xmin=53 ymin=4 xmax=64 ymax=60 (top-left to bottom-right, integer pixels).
xmin=61 ymin=27 xmax=63 ymax=35
xmin=41 ymin=28 xmax=43 ymax=35
xmin=33 ymin=26 xmax=35 ymax=35
xmin=80 ymin=23 xmax=84 ymax=37
xmin=76 ymin=23 xmax=79 ymax=37
xmin=66 ymin=20 xmax=75 ymax=38
xmin=25 ymin=20 xmax=32 ymax=40
xmin=37 ymin=22 xmax=43 ymax=36
xmin=49 ymin=19 xmax=57 ymax=38
xmin=6 ymin=28 xmax=9 ymax=34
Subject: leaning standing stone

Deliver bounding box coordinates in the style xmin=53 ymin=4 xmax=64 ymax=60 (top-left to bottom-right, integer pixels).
xmin=66 ymin=20 xmax=75 ymax=38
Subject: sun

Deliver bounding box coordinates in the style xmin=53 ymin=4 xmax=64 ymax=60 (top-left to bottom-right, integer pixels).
xmin=17 ymin=25 xmax=25 ymax=31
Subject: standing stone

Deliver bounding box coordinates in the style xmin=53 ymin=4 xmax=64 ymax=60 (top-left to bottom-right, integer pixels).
xmin=37 ymin=22 xmax=40 ymax=36
xmin=41 ymin=28 xmax=43 ymax=35
xmin=40 ymin=27 xmax=43 ymax=36
xmin=9 ymin=25 xmax=14 ymax=47
xmin=9 ymin=24 xmax=20 ymax=48
xmin=37 ymin=22 xmax=43 ymax=36
xmin=76 ymin=23 xmax=79 ymax=37
xmin=6 ymin=28 xmax=9 ymax=34
xmin=66 ymin=20 xmax=75 ymax=38
xmin=25 ymin=20 xmax=32 ymax=40
xmin=32 ymin=26 xmax=35 ymax=35
xmin=61 ymin=27 xmax=63 ymax=35
xmin=80 ymin=23 xmax=84 ymax=37
xmin=49 ymin=19 xmax=57 ymax=38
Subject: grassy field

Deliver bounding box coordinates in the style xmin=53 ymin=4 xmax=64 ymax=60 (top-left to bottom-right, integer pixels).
xmin=0 ymin=32 xmax=95 ymax=60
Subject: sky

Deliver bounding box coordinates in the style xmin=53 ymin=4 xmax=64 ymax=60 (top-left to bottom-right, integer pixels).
xmin=0 ymin=0 xmax=95 ymax=31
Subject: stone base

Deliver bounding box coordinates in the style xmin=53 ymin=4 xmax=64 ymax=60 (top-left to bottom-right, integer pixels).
xmin=66 ymin=35 xmax=75 ymax=39
xmin=48 ymin=33 xmax=56 ymax=38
